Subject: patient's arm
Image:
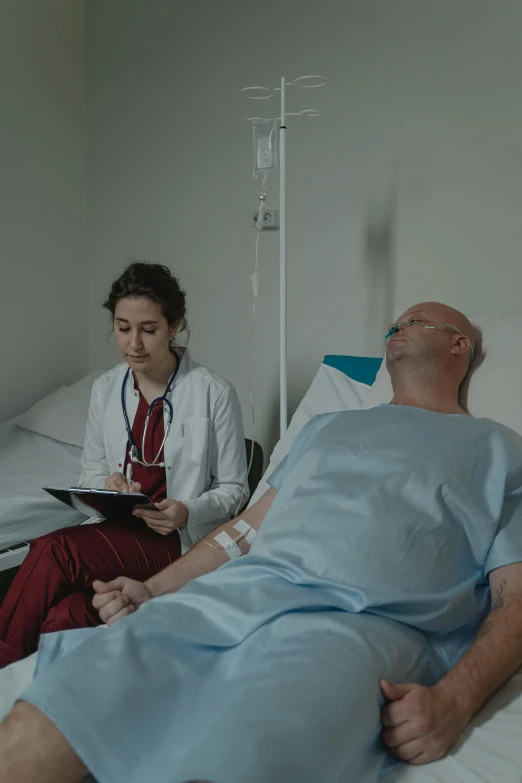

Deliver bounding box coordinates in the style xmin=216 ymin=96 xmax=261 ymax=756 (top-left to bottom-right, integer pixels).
xmin=93 ymin=487 xmax=277 ymax=624
xmin=147 ymin=487 xmax=277 ymax=596
xmin=435 ymin=562 xmax=522 ymax=719
xmin=381 ymin=561 xmax=522 ymax=765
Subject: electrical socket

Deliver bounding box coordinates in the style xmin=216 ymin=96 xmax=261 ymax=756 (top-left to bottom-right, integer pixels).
xmin=253 ymin=209 xmax=280 ymax=230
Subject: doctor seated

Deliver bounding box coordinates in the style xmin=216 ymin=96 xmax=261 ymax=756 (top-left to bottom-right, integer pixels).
xmin=3 ymin=302 xmax=522 ymax=783
xmin=0 ymin=262 xmax=248 ymax=668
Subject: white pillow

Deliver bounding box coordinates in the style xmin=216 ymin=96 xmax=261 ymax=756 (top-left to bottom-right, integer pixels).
xmin=248 ymin=363 xmax=373 ymax=506
xmin=363 ymin=311 xmax=522 ymax=436
xmin=16 ymin=371 xmax=102 ymax=448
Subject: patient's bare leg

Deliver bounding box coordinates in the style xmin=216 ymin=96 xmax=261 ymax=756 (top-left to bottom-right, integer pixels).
xmin=0 ymin=701 xmax=88 ymax=783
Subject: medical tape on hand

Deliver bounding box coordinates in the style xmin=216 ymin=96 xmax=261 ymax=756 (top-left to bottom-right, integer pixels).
xmin=213 ymin=530 xmax=242 ymax=560
xmin=233 ymin=519 xmax=257 ymax=545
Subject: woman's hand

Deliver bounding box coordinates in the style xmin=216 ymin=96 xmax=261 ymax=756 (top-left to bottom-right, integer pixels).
xmin=104 ymin=472 xmax=141 ymax=493
xmin=133 ymin=499 xmax=189 ymax=535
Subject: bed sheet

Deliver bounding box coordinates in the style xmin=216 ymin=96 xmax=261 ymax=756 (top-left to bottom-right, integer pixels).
xmin=0 ymin=419 xmax=85 ymax=550
xmin=388 ymin=666 xmax=522 ymax=783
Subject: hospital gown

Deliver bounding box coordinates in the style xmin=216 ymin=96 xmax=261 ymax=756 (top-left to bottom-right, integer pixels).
xmin=19 ymin=405 xmax=522 ymax=783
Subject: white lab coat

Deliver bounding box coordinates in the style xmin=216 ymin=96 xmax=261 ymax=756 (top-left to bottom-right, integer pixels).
xmin=79 ymin=349 xmax=248 ymax=550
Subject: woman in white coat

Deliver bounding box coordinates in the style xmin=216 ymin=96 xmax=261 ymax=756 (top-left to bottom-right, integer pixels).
xmin=0 ymin=262 xmax=248 ymax=668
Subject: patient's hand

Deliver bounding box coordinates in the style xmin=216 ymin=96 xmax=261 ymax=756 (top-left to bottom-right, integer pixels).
xmin=380 ymin=679 xmax=467 ymax=765
xmin=92 ymin=577 xmax=152 ymax=625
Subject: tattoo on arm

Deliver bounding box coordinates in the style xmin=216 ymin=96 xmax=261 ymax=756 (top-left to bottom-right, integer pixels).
xmin=475 ymin=579 xmax=508 ymax=641
xmin=492 ymin=579 xmax=507 ymax=611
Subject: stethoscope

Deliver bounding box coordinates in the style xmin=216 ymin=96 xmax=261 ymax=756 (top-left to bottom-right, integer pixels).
xmin=121 ymin=362 xmax=179 ymax=480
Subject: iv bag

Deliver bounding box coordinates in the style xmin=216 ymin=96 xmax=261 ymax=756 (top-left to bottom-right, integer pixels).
xmin=252 ymin=120 xmax=277 ymax=177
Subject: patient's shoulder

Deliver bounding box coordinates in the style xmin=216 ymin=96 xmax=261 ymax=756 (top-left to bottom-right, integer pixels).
xmin=486 ymin=418 xmax=522 ymax=447
xmin=305 ymin=409 xmax=361 ymax=428
xmin=471 ymin=417 xmax=522 ymax=468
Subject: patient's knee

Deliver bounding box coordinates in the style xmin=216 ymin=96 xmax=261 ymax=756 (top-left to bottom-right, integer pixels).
xmin=0 ymin=701 xmax=88 ymax=782
xmin=1 ymin=701 xmax=49 ymax=741
xmin=0 ymin=702 xmax=44 ymax=759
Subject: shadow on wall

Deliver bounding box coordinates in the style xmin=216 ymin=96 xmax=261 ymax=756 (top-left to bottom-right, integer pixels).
xmin=262 ymin=185 xmax=398 ymax=454
xmin=363 ymin=185 xmax=398 ymax=358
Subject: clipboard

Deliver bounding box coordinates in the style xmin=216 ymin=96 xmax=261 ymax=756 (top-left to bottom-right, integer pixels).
xmin=43 ymin=487 xmax=155 ymax=518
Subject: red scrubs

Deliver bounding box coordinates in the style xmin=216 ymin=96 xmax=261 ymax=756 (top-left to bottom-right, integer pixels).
xmin=0 ymin=385 xmax=182 ymax=668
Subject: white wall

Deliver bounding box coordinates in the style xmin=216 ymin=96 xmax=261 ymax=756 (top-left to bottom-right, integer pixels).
xmin=0 ymin=0 xmax=87 ymax=422
xmin=86 ymin=0 xmax=522 ymax=456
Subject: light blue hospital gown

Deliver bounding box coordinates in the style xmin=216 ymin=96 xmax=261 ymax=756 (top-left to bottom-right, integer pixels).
xmin=20 ymin=406 xmax=522 ymax=783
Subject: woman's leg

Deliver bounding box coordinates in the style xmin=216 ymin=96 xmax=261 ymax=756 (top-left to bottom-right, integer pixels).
xmin=0 ymin=521 xmax=181 ymax=667
xmin=40 ymin=592 xmax=100 ymax=634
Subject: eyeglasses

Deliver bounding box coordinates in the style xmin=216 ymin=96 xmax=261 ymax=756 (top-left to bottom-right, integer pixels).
xmin=385 ymin=321 xmax=474 ymax=362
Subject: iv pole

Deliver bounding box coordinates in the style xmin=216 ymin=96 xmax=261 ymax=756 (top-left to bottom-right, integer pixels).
xmin=279 ymin=76 xmax=288 ymax=434
xmin=242 ymin=75 xmax=327 ymax=438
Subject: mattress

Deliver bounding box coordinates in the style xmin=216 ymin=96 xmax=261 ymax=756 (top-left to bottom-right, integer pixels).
xmin=0 ymin=419 xmax=85 ymax=550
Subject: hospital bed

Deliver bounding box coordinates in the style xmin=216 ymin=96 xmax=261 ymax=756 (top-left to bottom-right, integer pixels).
xmin=0 ymin=419 xmax=85 ymax=570
xmin=0 ymin=373 xmax=102 ymax=572
xmin=3 ymin=314 xmax=522 ymax=781
xmin=244 ymin=321 xmax=522 ymax=783
xmin=0 ymin=372 xmax=127 ymax=574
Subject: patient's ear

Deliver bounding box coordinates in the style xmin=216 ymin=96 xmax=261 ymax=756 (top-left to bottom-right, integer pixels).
xmin=451 ymin=334 xmax=470 ymax=356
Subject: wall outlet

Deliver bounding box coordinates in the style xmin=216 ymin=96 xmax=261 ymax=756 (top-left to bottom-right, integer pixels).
xmin=253 ymin=209 xmax=280 ymax=230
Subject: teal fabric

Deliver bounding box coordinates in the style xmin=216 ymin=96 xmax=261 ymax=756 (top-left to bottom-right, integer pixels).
xmin=323 ymin=355 xmax=381 ymax=386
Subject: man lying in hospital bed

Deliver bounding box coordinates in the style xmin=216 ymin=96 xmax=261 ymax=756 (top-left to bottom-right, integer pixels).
xmin=2 ymin=301 xmax=522 ymax=783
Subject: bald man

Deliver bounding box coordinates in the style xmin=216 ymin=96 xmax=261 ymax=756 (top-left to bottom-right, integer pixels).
xmin=2 ymin=302 xmax=522 ymax=783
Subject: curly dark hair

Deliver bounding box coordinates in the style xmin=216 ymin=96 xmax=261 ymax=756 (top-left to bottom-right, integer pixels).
xmin=103 ymin=261 xmax=187 ymax=331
